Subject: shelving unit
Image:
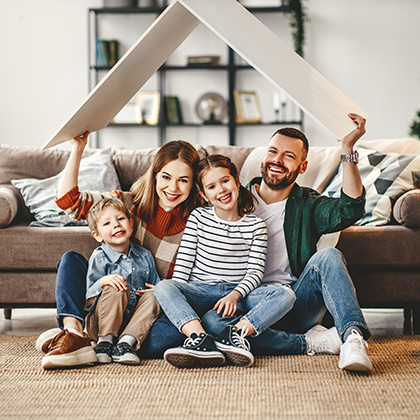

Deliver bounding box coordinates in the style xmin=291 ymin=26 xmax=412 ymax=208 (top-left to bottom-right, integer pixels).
xmin=88 ymin=3 xmax=303 ymax=147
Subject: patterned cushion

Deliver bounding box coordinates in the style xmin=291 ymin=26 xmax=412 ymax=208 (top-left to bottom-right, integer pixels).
xmin=323 ymin=148 xmax=420 ymax=226
xmin=11 ymin=148 xmax=121 ymax=227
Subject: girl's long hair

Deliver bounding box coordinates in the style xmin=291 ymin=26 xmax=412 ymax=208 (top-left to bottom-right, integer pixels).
xmin=130 ymin=140 xmax=201 ymax=224
xmin=196 ymin=154 xmax=255 ymax=217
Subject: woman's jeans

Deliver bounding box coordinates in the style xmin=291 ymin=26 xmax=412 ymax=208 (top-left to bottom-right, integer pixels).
xmin=201 ymin=248 xmax=371 ymax=356
xmin=153 ymin=279 xmax=296 ymax=336
xmin=55 ymin=251 xmax=184 ymax=358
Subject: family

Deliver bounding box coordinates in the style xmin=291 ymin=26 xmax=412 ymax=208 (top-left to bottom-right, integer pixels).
xmin=37 ymin=113 xmax=372 ymax=373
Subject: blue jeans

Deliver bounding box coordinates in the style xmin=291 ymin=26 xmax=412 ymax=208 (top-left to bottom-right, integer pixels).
xmin=153 ymin=279 xmax=296 ymax=336
xmin=55 ymin=251 xmax=184 ymax=358
xmin=201 ymin=248 xmax=371 ymax=356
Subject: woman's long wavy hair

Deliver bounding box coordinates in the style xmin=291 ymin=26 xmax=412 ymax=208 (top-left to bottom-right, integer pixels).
xmin=130 ymin=140 xmax=201 ymax=224
xmin=196 ymin=154 xmax=255 ymax=217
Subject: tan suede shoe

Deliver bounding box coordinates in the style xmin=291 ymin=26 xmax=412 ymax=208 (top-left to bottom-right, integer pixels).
xmin=42 ymin=329 xmax=97 ymax=370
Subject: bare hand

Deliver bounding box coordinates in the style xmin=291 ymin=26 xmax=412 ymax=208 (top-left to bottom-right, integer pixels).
xmin=99 ymin=274 xmax=127 ymax=291
xmin=214 ymin=290 xmax=241 ymax=317
xmin=341 ymin=113 xmax=366 ymax=150
xmin=135 ymin=283 xmax=155 ymax=296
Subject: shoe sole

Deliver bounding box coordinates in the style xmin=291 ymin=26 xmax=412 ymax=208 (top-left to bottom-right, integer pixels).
xmin=42 ymin=346 xmax=98 ymax=370
xmin=112 ymin=355 xmax=140 ymax=365
xmin=215 ymin=342 xmax=254 ymax=367
xmin=339 ymin=356 xmax=372 ymax=372
xmin=35 ymin=328 xmax=62 ymax=353
xmin=164 ymin=349 xmax=225 ymax=368
xmin=96 ymin=353 xmax=112 ymax=364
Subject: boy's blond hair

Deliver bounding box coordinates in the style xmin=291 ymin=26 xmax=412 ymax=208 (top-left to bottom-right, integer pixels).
xmin=87 ymin=197 xmax=132 ymax=234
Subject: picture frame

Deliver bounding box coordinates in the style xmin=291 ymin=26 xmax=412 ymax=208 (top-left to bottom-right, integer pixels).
xmin=112 ymin=101 xmax=142 ymax=124
xmin=164 ymin=96 xmax=183 ymax=125
xmin=137 ymin=91 xmax=160 ymax=125
xmin=234 ymin=91 xmax=262 ymax=123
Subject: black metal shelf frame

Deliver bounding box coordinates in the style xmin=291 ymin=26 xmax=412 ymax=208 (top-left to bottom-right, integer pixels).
xmin=88 ymin=3 xmax=303 ymax=147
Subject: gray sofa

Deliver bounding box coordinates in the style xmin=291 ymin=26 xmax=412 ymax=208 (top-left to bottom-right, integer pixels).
xmin=1 ymin=140 xmax=420 ymax=332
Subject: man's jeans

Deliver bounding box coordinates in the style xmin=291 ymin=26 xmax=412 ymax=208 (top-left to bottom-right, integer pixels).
xmin=201 ymin=248 xmax=371 ymax=356
xmin=55 ymin=251 xmax=184 ymax=358
xmin=153 ymin=279 xmax=296 ymax=336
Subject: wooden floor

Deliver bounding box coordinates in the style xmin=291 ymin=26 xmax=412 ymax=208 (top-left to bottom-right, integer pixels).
xmin=0 ymin=308 xmax=406 ymax=337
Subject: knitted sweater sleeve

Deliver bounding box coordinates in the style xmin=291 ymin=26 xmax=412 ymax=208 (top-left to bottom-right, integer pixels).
xmin=55 ymin=186 xmax=122 ymax=221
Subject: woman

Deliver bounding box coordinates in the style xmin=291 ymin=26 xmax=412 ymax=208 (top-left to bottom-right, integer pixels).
xmin=38 ymin=132 xmax=203 ymax=369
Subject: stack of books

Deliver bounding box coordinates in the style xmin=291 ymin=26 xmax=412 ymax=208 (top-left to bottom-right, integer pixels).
xmin=96 ymin=40 xmax=119 ymax=67
xmin=187 ymin=55 xmax=220 ymax=66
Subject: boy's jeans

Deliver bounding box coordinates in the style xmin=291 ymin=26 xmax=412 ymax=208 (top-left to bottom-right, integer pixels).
xmin=202 ymin=247 xmax=371 ymax=356
xmin=55 ymin=251 xmax=184 ymax=358
xmin=153 ymin=279 xmax=296 ymax=336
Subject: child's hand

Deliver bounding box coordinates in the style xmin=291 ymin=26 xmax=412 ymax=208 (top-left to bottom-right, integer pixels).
xmin=99 ymin=274 xmax=127 ymax=291
xmin=214 ymin=290 xmax=241 ymax=317
xmin=135 ymin=283 xmax=155 ymax=295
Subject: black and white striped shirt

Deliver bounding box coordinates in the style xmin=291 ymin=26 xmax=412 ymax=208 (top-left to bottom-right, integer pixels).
xmin=172 ymin=206 xmax=267 ymax=298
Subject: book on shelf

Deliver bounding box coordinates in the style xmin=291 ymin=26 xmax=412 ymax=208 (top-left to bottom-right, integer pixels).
xmin=164 ymin=96 xmax=183 ymax=125
xmin=96 ymin=40 xmax=119 ymax=67
xmin=187 ymin=55 xmax=220 ymax=66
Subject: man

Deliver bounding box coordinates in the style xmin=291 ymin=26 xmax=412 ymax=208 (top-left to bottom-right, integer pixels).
xmin=202 ymin=113 xmax=373 ymax=372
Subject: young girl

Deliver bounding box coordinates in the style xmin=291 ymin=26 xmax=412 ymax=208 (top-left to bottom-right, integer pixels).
xmin=154 ymin=154 xmax=296 ymax=369
xmin=40 ymin=132 xmax=203 ymax=369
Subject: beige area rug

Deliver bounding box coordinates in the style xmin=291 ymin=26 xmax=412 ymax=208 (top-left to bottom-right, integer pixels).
xmin=1 ymin=335 xmax=420 ymax=420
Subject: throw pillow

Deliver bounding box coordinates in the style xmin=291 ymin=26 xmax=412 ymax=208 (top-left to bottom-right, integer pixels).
xmin=11 ymin=148 xmax=121 ymax=226
xmin=323 ymin=148 xmax=420 ymax=226
xmin=393 ymin=189 xmax=420 ymax=228
xmin=239 ymin=146 xmax=341 ymax=193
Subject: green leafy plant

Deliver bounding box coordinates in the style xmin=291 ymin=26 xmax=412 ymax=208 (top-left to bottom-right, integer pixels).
xmin=409 ymin=110 xmax=420 ymax=140
xmin=286 ymin=0 xmax=308 ymax=57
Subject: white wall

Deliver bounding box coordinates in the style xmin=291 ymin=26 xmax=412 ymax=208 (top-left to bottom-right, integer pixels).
xmin=1 ymin=0 xmax=419 ymax=149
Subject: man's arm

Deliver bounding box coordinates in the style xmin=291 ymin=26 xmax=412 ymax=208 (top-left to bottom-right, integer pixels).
xmin=341 ymin=113 xmax=366 ymax=198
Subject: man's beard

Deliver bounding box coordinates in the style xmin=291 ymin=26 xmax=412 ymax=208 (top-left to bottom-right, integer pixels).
xmin=261 ymin=162 xmax=301 ymax=190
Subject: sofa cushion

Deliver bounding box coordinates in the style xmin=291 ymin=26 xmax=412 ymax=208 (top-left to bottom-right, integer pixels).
xmin=358 ymin=138 xmax=420 ymax=155
xmin=0 ymin=225 xmax=98 ymax=270
xmin=11 ymin=148 xmax=121 ymax=226
xmin=393 ymin=189 xmax=420 ymax=228
xmin=205 ymin=145 xmax=254 ymax=176
xmin=0 ymin=185 xmax=19 ymax=227
xmin=324 ymin=148 xmax=420 ymax=226
xmin=239 ymin=146 xmax=341 ymax=193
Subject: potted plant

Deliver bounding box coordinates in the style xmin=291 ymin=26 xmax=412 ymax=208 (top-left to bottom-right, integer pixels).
xmin=410 ymin=110 xmax=420 ymax=140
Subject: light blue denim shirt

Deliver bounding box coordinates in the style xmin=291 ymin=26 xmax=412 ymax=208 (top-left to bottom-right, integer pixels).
xmin=86 ymin=241 xmax=160 ymax=311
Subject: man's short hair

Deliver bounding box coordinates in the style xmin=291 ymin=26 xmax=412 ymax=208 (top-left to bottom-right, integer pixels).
xmin=87 ymin=197 xmax=131 ymax=233
xmin=271 ymin=127 xmax=309 ymax=161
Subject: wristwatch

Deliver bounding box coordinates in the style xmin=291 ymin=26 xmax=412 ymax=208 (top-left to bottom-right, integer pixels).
xmin=341 ymin=150 xmax=359 ymax=164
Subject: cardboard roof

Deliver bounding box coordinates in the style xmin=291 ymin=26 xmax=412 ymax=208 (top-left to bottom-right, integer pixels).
xmin=43 ymin=0 xmax=368 ymax=149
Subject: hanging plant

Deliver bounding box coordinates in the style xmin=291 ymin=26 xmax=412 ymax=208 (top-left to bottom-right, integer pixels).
xmin=409 ymin=110 xmax=420 ymax=140
xmin=286 ymin=0 xmax=307 ymax=57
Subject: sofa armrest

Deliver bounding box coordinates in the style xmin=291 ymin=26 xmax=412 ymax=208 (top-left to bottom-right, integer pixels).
xmin=0 ymin=185 xmax=19 ymax=227
xmin=393 ymin=189 xmax=420 ymax=228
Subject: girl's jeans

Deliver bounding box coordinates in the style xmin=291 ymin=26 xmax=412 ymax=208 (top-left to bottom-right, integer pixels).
xmin=201 ymin=247 xmax=371 ymax=356
xmin=153 ymin=279 xmax=296 ymax=336
xmin=55 ymin=251 xmax=184 ymax=358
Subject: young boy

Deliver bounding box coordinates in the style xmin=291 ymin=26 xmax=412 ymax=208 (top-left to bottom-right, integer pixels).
xmin=85 ymin=197 xmax=161 ymax=365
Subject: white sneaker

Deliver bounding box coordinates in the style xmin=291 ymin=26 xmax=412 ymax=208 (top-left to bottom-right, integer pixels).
xmin=338 ymin=329 xmax=372 ymax=372
xmin=305 ymin=325 xmax=342 ymax=355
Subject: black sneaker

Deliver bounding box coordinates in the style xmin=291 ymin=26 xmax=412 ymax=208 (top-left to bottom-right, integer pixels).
xmin=112 ymin=342 xmax=140 ymax=365
xmin=95 ymin=341 xmax=113 ymax=364
xmin=215 ymin=326 xmax=254 ymax=367
xmin=164 ymin=333 xmax=226 ymax=368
